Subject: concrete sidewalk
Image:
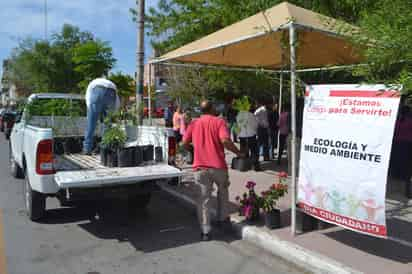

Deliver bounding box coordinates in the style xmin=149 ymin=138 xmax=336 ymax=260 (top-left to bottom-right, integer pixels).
xmin=162 ymin=152 xmax=412 ymax=274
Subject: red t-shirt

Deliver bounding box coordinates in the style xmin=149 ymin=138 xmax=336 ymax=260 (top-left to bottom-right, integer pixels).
xmin=183 ymin=114 xmax=230 ymax=170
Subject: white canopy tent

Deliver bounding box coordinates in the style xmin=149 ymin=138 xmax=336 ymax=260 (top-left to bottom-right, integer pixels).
xmin=149 ymin=1 xmax=363 ymax=234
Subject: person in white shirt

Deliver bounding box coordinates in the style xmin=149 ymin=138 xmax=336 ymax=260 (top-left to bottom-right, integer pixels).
xmin=254 ymin=102 xmax=270 ymax=161
xmin=236 ymin=108 xmax=261 ymax=171
xmin=83 ymin=78 xmax=120 ymax=154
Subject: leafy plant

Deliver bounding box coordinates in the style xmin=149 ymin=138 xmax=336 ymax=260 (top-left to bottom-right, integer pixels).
xmin=101 ymin=126 xmax=127 ymax=150
xmin=233 ymin=96 xmax=251 ymax=112
xmin=260 ymin=172 xmax=288 ymax=213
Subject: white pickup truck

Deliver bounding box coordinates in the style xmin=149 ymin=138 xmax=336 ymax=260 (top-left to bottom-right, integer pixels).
xmin=9 ymin=93 xmax=182 ymax=221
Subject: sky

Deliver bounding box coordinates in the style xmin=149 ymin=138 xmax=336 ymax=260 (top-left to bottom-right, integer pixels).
xmin=0 ymin=0 xmax=159 ymax=77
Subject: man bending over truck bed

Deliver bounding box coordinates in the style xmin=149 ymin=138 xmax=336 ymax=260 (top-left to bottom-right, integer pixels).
xmin=83 ymin=78 xmax=120 ymax=154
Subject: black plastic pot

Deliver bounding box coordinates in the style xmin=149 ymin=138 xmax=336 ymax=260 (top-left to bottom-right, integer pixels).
xmin=135 ymin=146 xmax=143 ymax=166
xmin=155 ymin=146 xmax=163 ymax=162
xmin=72 ymin=138 xmax=83 ymax=153
xmin=245 ymin=209 xmax=260 ymax=224
xmin=54 ymin=141 xmax=64 ymax=155
xmin=63 ymin=138 xmax=82 ymax=154
xmin=142 ymin=145 xmax=154 ymax=162
xmin=231 ymin=157 xmax=252 ymax=172
xmin=264 ymin=209 xmax=281 ymax=229
xmin=118 ymin=147 xmax=135 ymax=167
xmin=296 ymin=210 xmax=319 ymax=233
xmin=106 ymin=149 xmax=118 ymax=167
xmin=100 ymin=146 xmax=108 ymax=166
xmin=317 ymin=220 xmax=335 ymax=230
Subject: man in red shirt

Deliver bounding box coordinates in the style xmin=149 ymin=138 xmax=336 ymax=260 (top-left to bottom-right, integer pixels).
xmin=183 ymin=100 xmax=243 ymax=241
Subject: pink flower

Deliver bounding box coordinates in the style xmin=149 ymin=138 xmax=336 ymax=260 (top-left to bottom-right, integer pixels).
xmin=246 ymin=181 xmax=256 ymax=189
xmin=278 ymin=171 xmax=288 ymax=178
xmin=244 ymin=205 xmax=252 ymax=218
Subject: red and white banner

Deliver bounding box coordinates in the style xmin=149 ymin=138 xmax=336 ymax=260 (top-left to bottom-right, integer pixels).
xmin=298 ymin=85 xmax=401 ymax=238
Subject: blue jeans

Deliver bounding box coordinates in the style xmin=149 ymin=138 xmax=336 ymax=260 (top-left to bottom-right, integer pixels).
xmin=83 ymin=86 xmax=116 ymax=153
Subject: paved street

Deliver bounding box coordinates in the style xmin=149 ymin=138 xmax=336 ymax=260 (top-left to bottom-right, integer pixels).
xmin=0 ymin=136 xmax=306 ymax=274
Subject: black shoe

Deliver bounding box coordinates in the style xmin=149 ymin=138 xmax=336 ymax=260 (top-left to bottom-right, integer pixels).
xmin=254 ymin=166 xmax=262 ymax=172
xmin=82 ymin=151 xmax=92 ymax=156
xmin=201 ymin=233 xmax=211 ymax=241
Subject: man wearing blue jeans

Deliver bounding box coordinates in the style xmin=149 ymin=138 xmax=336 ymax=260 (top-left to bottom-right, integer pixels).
xmin=83 ymin=78 xmax=120 ymax=154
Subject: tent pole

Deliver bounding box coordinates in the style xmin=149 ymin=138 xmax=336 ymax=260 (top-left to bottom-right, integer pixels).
xmin=277 ymin=73 xmax=283 ymax=158
xmin=289 ymin=23 xmax=297 ymax=236
xmin=148 ymin=63 xmax=153 ymax=125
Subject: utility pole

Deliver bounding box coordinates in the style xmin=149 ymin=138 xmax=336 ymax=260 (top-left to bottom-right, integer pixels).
xmin=44 ymin=0 xmax=48 ymax=41
xmin=136 ymin=0 xmax=145 ymax=125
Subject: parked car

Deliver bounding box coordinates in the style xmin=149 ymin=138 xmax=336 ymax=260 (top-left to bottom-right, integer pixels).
xmin=0 ymin=108 xmax=7 ymax=132
xmin=3 ymin=111 xmax=17 ymax=140
xmin=143 ymin=107 xmax=164 ymax=118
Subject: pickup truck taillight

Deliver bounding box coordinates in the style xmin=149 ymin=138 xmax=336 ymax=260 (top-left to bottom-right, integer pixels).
xmin=36 ymin=139 xmax=55 ymax=175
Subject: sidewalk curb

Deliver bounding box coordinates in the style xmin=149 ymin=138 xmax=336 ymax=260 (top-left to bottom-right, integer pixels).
xmin=160 ymin=184 xmax=363 ymax=274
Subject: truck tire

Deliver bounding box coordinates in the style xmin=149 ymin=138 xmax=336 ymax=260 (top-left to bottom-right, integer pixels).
xmin=24 ymin=170 xmax=46 ymax=221
xmin=9 ymin=143 xmax=24 ymax=179
xmin=128 ymin=193 xmax=151 ymax=210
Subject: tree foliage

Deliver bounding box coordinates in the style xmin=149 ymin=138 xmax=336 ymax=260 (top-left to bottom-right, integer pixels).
xmin=353 ymin=0 xmax=412 ymax=94
xmin=8 ymin=24 xmax=116 ymax=94
xmin=109 ymin=72 xmax=135 ymax=100
xmin=131 ymin=0 xmax=376 ymax=104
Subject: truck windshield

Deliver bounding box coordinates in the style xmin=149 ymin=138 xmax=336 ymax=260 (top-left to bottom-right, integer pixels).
xmin=26 ymin=98 xmax=87 ymax=117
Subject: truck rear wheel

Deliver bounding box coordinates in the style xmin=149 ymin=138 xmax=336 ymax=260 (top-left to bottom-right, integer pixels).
xmin=24 ymin=171 xmax=46 ymax=221
xmin=9 ymin=143 xmax=24 ymax=179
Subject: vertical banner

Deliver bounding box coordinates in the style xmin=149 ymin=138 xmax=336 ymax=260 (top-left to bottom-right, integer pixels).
xmin=298 ymin=85 xmax=401 ymax=238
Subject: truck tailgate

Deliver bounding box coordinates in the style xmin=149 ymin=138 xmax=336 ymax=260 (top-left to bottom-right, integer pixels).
xmin=55 ymin=164 xmax=182 ymax=188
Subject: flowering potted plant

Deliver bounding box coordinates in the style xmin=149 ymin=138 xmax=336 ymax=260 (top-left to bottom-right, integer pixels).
xmin=261 ymin=171 xmax=288 ymax=229
xmin=236 ymin=181 xmax=261 ymax=222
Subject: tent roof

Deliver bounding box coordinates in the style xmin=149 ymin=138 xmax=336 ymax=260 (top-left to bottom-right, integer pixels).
xmin=151 ymin=2 xmax=362 ymax=69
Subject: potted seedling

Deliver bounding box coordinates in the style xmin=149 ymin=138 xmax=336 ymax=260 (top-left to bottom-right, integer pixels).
xmin=260 ymin=171 xmax=288 ymax=229
xmin=101 ymin=126 xmax=127 ymax=167
xmin=121 ymin=105 xmax=138 ymax=142
xmin=231 ymin=96 xmax=253 ymax=171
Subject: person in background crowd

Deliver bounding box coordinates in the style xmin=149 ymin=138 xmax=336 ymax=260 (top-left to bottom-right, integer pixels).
xmin=164 ymin=102 xmax=174 ymax=128
xmin=391 ymin=102 xmax=412 ymax=197
xmin=268 ymin=102 xmax=279 ymax=160
xmin=181 ymin=109 xmax=194 ymax=164
xmin=173 ymin=106 xmax=183 ymax=143
xmin=277 ymin=104 xmax=290 ymax=165
xmin=83 ymin=77 xmax=120 ymax=155
xmin=237 ymin=104 xmax=260 ymax=171
xmin=226 ymin=100 xmax=238 ymax=143
xmin=254 ymin=101 xmax=270 ymax=161
xmin=183 ymin=100 xmax=243 ymax=241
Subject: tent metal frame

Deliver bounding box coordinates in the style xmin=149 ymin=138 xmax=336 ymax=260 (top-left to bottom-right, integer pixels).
xmin=148 ymin=21 xmax=362 ymax=236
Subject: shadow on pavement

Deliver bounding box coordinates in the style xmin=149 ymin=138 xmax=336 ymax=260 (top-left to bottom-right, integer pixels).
xmin=324 ymin=219 xmax=412 ymax=263
xmin=39 ymin=191 xmax=239 ymax=254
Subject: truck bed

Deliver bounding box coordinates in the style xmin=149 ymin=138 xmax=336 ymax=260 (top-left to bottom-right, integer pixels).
xmin=54 ymin=154 xmax=182 ymax=189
